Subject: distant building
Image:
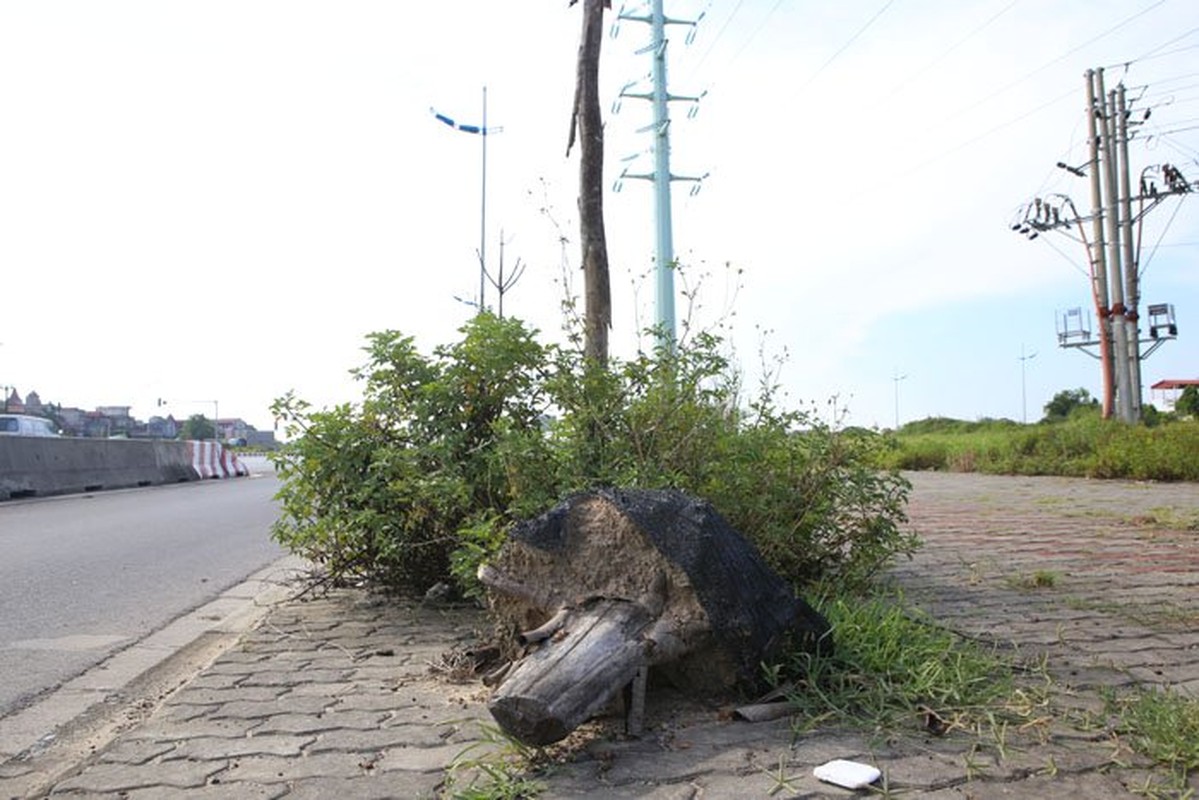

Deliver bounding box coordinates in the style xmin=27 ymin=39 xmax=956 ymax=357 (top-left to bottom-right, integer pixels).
xmin=83 ymin=412 xmax=113 ymax=438
xmin=94 ymin=406 xmax=134 ymax=437
xmin=245 ymin=429 xmax=278 ymax=448
xmin=56 ymin=407 xmax=89 ymax=436
xmin=2 ymin=387 xmax=265 ymax=442
xmin=144 ymin=415 xmax=180 ymax=439
xmin=216 ymin=418 xmax=277 ymax=448
xmin=1150 ymin=379 xmax=1199 ymax=412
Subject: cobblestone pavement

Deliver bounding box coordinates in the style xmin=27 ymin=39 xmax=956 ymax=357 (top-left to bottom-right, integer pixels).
xmin=4 ymin=471 xmax=1198 ymax=798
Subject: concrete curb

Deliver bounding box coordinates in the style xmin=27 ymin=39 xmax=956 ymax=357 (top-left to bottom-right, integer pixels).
xmin=0 ymin=554 xmax=309 ymax=798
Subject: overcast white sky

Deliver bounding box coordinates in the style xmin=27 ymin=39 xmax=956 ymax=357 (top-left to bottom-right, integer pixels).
xmin=2 ymin=1 xmax=1197 ymax=432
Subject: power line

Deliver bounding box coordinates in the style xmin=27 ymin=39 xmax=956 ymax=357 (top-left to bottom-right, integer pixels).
xmin=882 ymin=0 xmax=1021 ymax=99
xmin=1149 ymin=123 xmax=1199 ymax=136
xmin=1130 ymin=71 xmax=1199 ymax=90
xmin=1125 ymin=24 xmax=1199 ymax=63
xmin=721 ymin=0 xmax=785 ymax=74
xmin=1127 ymin=42 xmax=1199 ymax=65
xmin=873 ymin=3 xmax=1175 ymax=199
xmin=950 ymin=0 xmax=1167 ymax=122
xmin=1137 ymin=87 xmax=1199 ymax=109
xmin=1038 ymin=231 xmax=1092 ymax=278
xmin=1140 ymin=197 xmax=1187 ymax=277
xmin=691 ymin=0 xmax=746 ymax=73
xmin=1152 ymin=134 xmax=1199 ymax=163
xmin=848 ymin=85 xmax=1078 ymax=201
xmin=799 ymin=0 xmax=895 ymax=90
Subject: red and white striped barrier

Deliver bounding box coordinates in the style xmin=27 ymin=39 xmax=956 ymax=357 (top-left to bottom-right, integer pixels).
xmin=188 ymin=441 xmax=250 ymax=479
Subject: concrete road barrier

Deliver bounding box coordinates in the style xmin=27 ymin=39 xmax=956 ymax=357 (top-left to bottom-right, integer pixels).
xmin=0 ymin=438 xmax=245 ymax=501
xmin=188 ymin=440 xmax=249 ymax=479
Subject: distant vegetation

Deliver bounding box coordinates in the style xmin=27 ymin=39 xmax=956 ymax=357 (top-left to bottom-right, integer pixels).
xmin=877 ymin=388 xmax=1199 ymax=482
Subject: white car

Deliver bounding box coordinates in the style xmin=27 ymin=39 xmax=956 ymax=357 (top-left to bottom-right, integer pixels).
xmin=0 ymin=414 xmax=60 ymax=437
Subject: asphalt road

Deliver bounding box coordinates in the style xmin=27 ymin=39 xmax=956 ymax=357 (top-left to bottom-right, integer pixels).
xmin=0 ymin=458 xmax=285 ymax=718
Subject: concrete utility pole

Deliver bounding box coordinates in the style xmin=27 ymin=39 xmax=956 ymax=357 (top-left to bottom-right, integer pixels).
xmin=1115 ymin=82 xmax=1142 ymax=419
xmin=1014 ymin=66 xmax=1191 ymax=423
xmin=613 ymin=0 xmax=705 ymax=351
xmin=1084 ymin=69 xmax=1115 ymax=418
xmin=1098 ymin=73 xmax=1135 ymax=423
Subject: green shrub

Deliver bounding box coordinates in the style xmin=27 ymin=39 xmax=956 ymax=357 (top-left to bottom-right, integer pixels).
xmin=270 ymin=315 xmax=550 ymax=592
xmin=270 ymin=315 xmax=915 ymax=595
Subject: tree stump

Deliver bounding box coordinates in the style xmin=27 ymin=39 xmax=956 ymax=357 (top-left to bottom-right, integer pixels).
xmin=480 ymin=487 xmax=830 ymax=745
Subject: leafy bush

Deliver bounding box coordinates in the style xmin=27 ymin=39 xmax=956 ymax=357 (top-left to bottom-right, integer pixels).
xmin=270 ymin=314 xmax=915 ymax=596
xmin=270 ymin=315 xmax=550 ymax=593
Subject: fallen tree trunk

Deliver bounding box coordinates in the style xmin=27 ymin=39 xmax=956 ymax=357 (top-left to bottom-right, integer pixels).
xmin=487 ymin=598 xmax=651 ymax=746
xmin=481 ymin=488 xmax=831 ymax=745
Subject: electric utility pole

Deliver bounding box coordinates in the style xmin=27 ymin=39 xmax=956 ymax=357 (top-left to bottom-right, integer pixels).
xmin=612 ymin=0 xmax=706 ymax=351
xmin=1013 ymin=66 xmax=1191 ymax=423
xmin=1097 ymin=70 xmax=1134 ymax=423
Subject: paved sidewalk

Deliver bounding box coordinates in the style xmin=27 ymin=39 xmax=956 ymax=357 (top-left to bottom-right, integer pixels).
xmin=4 ymin=471 xmax=1198 ymax=798
xmin=892 ymin=472 xmax=1199 ymax=697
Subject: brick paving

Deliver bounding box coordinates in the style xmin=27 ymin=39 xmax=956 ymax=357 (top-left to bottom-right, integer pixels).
xmin=4 ymin=471 xmax=1197 ymax=798
xmin=891 ymin=471 xmax=1199 ymax=699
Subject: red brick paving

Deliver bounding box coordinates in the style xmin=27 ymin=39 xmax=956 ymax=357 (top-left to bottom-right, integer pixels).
xmin=892 ymin=471 xmax=1199 ymax=695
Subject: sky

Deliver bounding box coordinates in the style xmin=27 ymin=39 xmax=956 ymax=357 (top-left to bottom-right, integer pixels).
xmin=1 ymin=0 xmax=1197 ymax=433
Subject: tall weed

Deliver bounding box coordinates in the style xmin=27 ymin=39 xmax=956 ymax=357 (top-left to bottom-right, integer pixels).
xmin=880 ymin=415 xmax=1199 ymax=481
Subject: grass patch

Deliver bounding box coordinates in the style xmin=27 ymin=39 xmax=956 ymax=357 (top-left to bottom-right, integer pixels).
xmin=1106 ymin=687 xmax=1199 ymax=795
xmin=443 ymin=723 xmax=545 ymax=800
xmin=1137 ymin=507 xmax=1199 ymax=532
xmin=778 ymin=588 xmax=1040 ymax=738
xmin=1005 ymin=569 xmax=1061 ymax=591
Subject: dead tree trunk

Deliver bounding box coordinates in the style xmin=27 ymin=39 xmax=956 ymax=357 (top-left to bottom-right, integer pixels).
xmin=567 ymin=0 xmax=611 ymax=366
xmin=488 ymin=598 xmax=652 ymax=745
xmin=480 ymin=488 xmax=831 ymax=745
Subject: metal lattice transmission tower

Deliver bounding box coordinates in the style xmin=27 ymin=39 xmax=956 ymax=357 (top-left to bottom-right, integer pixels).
xmin=1013 ymin=67 xmax=1192 ymax=423
xmin=612 ymin=0 xmax=707 ymax=350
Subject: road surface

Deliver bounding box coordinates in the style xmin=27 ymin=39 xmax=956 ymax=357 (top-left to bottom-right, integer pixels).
xmin=0 ymin=458 xmax=285 ymax=718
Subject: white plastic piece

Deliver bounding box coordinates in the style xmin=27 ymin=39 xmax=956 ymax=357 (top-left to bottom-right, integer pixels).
xmin=812 ymin=759 xmax=882 ymax=789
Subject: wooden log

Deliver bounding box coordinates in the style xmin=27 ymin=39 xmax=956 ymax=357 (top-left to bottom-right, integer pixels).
xmin=518 ymin=607 xmax=570 ymax=645
xmin=482 ymin=488 xmax=832 ymax=745
xmin=488 ymin=598 xmax=653 ymax=746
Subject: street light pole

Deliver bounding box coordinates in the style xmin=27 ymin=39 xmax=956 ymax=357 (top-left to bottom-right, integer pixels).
xmin=892 ymin=370 xmax=908 ymax=430
xmin=1019 ymin=344 xmax=1038 ymax=424
xmin=431 ymin=89 xmax=503 ymax=313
